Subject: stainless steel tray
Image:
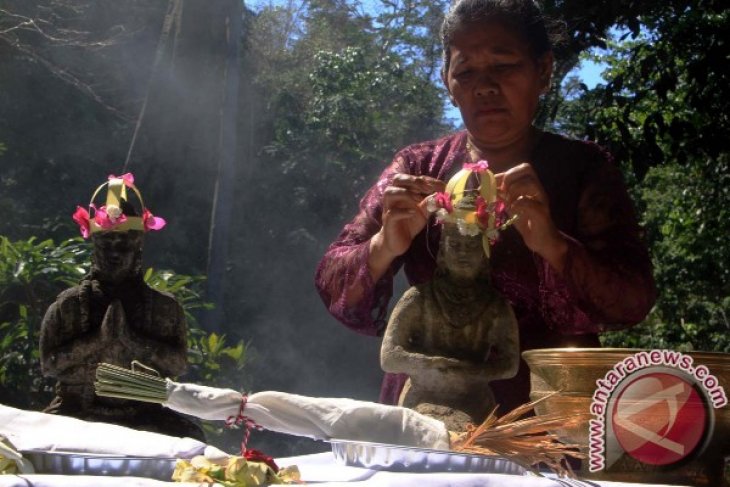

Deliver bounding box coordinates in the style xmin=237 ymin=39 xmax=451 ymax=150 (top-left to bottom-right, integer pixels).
xmin=22 ymin=450 xmax=178 ymax=480
xmin=330 ymin=439 xmax=529 ymax=475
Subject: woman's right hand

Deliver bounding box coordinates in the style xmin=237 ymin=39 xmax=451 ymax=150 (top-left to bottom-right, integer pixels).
xmin=374 ymin=174 xmax=445 ymax=258
xmin=367 ymin=175 xmax=444 ymax=283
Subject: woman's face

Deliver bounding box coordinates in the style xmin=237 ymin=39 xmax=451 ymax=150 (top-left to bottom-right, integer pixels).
xmin=444 ymin=20 xmax=552 ymax=149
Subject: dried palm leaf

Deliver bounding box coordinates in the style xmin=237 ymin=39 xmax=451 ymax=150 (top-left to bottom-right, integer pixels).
xmin=451 ymin=393 xmax=588 ymax=478
xmin=95 ymin=362 xmax=168 ymax=403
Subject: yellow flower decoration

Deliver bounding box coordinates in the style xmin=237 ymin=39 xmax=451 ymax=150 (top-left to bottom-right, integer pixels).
xmin=0 ymin=436 xmax=34 ymax=475
xmin=172 ymin=455 xmax=300 ymax=486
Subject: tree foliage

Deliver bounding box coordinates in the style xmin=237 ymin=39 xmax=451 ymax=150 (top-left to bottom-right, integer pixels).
xmin=0 ymin=237 xmax=87 ymax=408
xmin=249 ymin=0 xmax=448 ymax=220
xmin=0 ymin=236 xmax=246 ymax=409
xmin=553 ymin=1 xmax=730 ymax=351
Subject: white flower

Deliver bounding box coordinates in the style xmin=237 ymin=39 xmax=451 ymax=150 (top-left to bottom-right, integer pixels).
xmin=435 ymin=208 xmax=450 ymax=222
xmin=106 ymin=205 xmax=122 ymax=220
xmin=425 ymin=193 xmax=439 ymax=214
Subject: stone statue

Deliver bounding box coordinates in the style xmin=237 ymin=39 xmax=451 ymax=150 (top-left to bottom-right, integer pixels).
xmin=40 ymin=175 xmax=204 ymax=440
xmin=381 ymin=220 xmax=519 ymax=431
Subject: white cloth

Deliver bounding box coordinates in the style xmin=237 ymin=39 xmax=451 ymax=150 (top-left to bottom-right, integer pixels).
xmin=274 ymin=452 xmax=691 ymax=487
xmin=0 ymin=475 xmax=209 ymax=487
xmin=0 ymin=405 xmax=691 ymax=487
xmin=0 ymin=452 xmax=692 ymax=487
xmin=163 ymin=384 xmax=450 ymax=450
xmin=0 ymin=403 xmax=212 ymax=459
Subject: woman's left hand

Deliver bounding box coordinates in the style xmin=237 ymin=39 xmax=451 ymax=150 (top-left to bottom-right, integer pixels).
xmin=495 ymin=163 xmax=568 ymax=270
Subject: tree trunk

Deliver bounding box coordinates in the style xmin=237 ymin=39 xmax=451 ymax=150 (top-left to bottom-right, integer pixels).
xmin=206 ymin=0 xmax=243 ymax=331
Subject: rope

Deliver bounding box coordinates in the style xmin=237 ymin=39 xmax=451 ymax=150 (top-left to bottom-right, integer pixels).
xmin=225 ymin=394 xmax=262 ymax=455
xmin=121 ymin=0 xmax=183 ymax=173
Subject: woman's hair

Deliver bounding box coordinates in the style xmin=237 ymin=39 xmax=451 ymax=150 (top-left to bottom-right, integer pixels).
xmin=441 ymin=0 xmax=558 ymax=76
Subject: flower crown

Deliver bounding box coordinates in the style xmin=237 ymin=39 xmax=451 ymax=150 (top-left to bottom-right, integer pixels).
xmin=72 ymin=173 xmax=166 ymax=239
xmin=424 ymin=160 xmax=516 ymax=257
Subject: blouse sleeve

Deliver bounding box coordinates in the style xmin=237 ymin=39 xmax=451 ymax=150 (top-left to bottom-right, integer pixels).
xmin=314 ymin=154 xmax=409 ymax=336
xmin=537 ymin=150 xmax=657 ymax=334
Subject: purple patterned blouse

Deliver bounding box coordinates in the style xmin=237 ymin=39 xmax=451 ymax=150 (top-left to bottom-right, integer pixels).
xmin=315 ymin=130 xmax=656 ymax=413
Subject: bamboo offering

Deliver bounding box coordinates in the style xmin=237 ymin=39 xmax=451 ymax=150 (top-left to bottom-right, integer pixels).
xmin=95 ymin=362 xmax=586 ymax=477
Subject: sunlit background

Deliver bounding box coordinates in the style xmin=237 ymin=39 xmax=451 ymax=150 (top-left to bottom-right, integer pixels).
xmin=0 ymin=0 xmax=727 ymax=456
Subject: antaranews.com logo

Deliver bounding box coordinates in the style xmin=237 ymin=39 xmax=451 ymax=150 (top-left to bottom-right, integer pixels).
xmin=589 ymin=349 xmax=727 ymax=471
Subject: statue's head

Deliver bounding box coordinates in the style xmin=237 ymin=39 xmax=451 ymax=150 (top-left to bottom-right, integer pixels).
xmin=436 ymin=193 xmax=490 ymax=281
xmin=91 ymin=230 xmax=144 ymax=284
xmin=438 ymin=222 xmax=489 ymax=281
xmin=426 ymin=162 xmax=513 ymax=274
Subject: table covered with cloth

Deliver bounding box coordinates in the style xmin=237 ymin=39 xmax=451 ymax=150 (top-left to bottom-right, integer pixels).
xmin=0 ymin=452 xmax=692 ymax=487
xmin=0 ymin=404 xmax=687 ymax=487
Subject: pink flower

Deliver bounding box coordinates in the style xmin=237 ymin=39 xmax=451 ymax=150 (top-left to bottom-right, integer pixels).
xmin=143 ymin=209 xmax=166 ymax=231
xmin=108 ymin=172 xmax=135 ymax=187
xmin=463 ymin=160 xmax=489 ymax=173
xmin=72 ymin=206 xmax=91 ymax=239
xmin=94 ymin=205 xmax=127 ymax=229
xmin=475 ymin=196 xmax=490 ymax=228
xmin=434 ymin=192 xmax=453 ymax=213
xmin=494 ymin=199 xmax=508 ymax=227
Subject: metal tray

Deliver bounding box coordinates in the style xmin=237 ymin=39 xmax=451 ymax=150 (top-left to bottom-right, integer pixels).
xmin=22 ymin=450 xmax=178 ymax=480
xmin=330 ymin=439 xmax=529 ymax=475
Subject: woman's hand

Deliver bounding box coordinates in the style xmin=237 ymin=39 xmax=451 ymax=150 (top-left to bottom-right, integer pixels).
xmin=495 ymin=163 xmax=568 ymax=271
xmin=368 ymin=175 xmax=444 ymax=281
xmin=375 ymin=174 xmax=445 ymax=257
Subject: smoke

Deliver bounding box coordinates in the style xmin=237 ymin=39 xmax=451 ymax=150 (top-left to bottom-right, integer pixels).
xmin=230 ymin=228 xmax=411 ymax=456
xmin=0 ymin=0 xmax=438 ymax=458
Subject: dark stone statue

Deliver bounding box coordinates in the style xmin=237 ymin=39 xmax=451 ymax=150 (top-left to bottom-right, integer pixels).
xmin=381 ymin=222 xmax=519 ymax=431
xmin=40 ymin=230 xmax=204 ymax=440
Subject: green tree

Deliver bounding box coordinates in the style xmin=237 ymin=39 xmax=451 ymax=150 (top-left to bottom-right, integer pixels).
xmin=247 ymin=0 xmax=448 ymax=232
xmin=553 ymin=2 xmax=730 ymax=351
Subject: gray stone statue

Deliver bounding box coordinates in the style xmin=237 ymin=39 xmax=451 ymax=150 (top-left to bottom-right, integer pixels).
xmin=381 ymin=220 xmax=519 ymax=431
xmin=40 ymin=200 xmax=204 ymax=439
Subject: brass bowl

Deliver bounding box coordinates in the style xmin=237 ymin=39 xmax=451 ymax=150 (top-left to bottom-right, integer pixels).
xmin=522 ymin=348 xmax=730 ymax=486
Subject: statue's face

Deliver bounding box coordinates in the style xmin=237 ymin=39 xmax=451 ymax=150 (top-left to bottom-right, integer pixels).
xmin=442 ymin=232 xmax=485 ymax=280
xmin=91 ymin=231 xmax=143 ymax=283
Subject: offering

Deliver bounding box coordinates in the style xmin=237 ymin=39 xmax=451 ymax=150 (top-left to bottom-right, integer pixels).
xmin=0 ymin=435 xmax=34 ymax=474
xmin=95 ymin=362 xmax=586 ymax=477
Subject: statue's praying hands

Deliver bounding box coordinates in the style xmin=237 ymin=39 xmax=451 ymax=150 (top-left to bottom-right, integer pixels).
xmin=39 ymin=230 xmax=200 ymax=439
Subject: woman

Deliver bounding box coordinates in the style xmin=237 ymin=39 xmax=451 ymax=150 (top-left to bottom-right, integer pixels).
xmin=315 ymin=0 xmax=656 ymax=413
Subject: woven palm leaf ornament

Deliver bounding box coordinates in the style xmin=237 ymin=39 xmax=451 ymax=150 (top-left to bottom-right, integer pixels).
xmin=72 ymin=173 xmax=166 ymax=239
xmin=95 ymin=363 xmax=586 ymax=477
xmin=423 ymin=160 xmax=517 ymax=258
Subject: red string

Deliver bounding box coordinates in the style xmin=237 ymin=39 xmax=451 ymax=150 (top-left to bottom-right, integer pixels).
xmin=225 ymin=394 xmax=261 ymax=455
